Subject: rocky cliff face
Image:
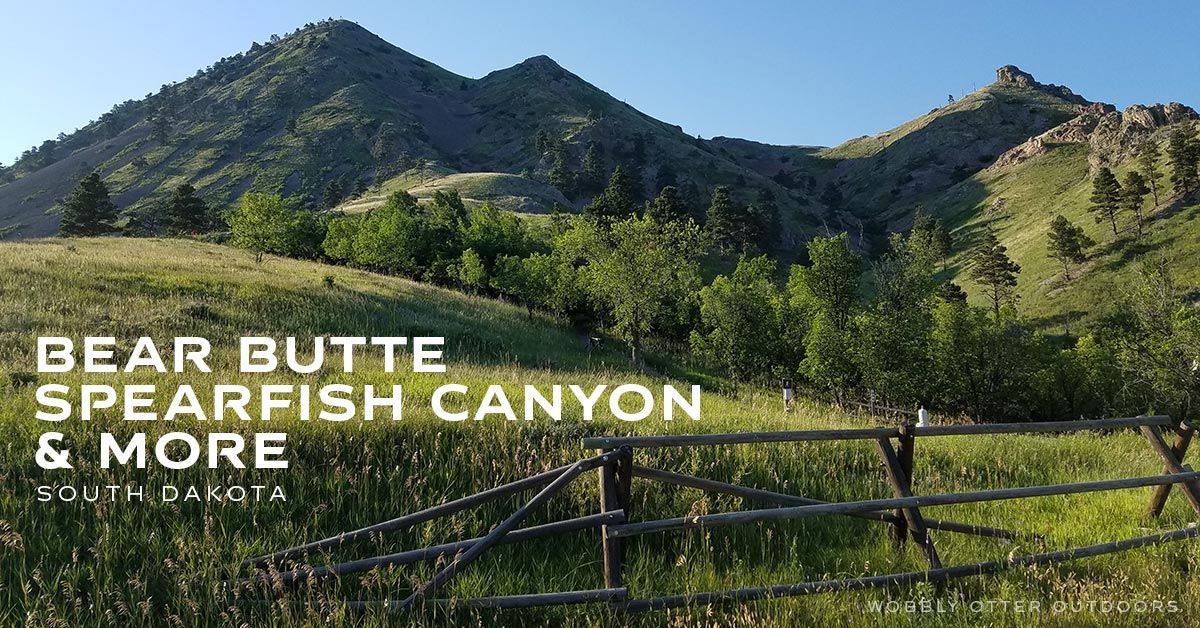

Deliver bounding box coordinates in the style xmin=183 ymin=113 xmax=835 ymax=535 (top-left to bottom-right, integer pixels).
xmin=991 ymin=94 xmax=1198 ymax=171
xmin=1088 ymin=103 xmax=1199 ymax=166
xmin=995 ymin=65 xmax=1093 ymax=107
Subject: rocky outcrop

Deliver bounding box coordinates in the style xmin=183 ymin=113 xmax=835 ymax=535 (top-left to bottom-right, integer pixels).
xmin=1089 ymin=102 xmax=1200 ymax=166
xmin=995 ymin=65 xmax=1037 ymax=88
xmin=990 ymin=101 xmax=1199 ymax=171
xmin=989 ymin=113 xmax=1103 ymax=169
xmin=994 ymin=65 xmax=1092 ymax=107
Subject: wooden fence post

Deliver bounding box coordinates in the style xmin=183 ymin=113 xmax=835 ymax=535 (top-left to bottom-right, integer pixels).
xmin=1142 ymin=423 xmax=1200 ymax=518
xmin=875 ymin=436 xmax=942 ymax=569
xmin=598 ymin=445 xmax=633 ymax=590
xmin=890 ymin=424 xmax=915 ymax=545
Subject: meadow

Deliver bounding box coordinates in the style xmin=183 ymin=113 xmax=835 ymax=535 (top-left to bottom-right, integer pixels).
xmin=2 ymin=238 xmax=1198 ymax=626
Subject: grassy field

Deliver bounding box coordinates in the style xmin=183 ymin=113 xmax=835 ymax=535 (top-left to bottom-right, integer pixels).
xmin=2 ymin=238 xmax=1199 ymax=626
xmin=338 ymin=170 xmax=571 ymax=217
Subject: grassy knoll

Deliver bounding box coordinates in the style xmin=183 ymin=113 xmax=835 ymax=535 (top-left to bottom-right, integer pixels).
xmin=338 ymin=170 xmax=571 ymax=217
xmin=1 ymin=238 xmax=1198 ymax=626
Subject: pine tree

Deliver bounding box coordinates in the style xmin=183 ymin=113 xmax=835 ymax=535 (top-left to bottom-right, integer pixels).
xmin=59 ymin=172 xmax=118 ymax=236
xmin=705 ymin=186 xmax=742 ymax=253
xmin=581 ymin=141 xmax=605 ymax=193
xmin=1167 ymin=126 xmax=1199 ymax=194
xmin=654 ymin=162 xmax=678 ymax=192
xmin=818 ymin=182 xmax=843 ymax=211
xmin=910 ymin=208 xmax=953 ymax=271
xmin=1121 ymin=170 xmax=1150 ymax=237
xmin=747 ymin=188 xmax=780 ymax=251
xmin=164 ymin=183 xmax=210 ymax=235
xmin=1136 ymin=140 xmax=1162 ymax=206
xmin=1087 ymin=167 xmax=1123 ymax=238
xmin=322 ymin=178 xmax=344 ymax=209
xmin=645 ymin=185 xmax=688 ymax=224
xmin=932 ymin=221 xmax=953 ymax=271
xmin=969 ymin=230 xmax=1021 ymax=319
xmin=584 ymin=166 xmax=636 ymax=225
xmin=548 ymin=144 xmax=576 ymax=198
xmin=534 ymin=129 xmax=551 ymax=158
xmin=1047 ymin=215 xmax=1094 ymax=280
xmin=937 ymin=281 xmax=967 ymax=302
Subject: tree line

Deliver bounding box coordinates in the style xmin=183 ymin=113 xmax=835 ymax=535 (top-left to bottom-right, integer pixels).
xmin=53 ymin=126 xmax=1200 ymax=423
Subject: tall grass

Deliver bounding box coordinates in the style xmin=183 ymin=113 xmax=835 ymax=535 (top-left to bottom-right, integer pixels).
xmin=1 ymin=238 xmax=1197 ymax=626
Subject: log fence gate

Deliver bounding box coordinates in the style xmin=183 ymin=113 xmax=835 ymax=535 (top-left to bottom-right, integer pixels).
xmin=241 ymin=414 xmax=1200 ymax=613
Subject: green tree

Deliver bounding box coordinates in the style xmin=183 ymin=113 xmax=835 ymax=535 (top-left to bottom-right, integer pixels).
xmin=1103 ymin=259 xmax=1200 ymax=420
xmin=1052 ymin=334 xmax=1121 ymax=419
xmin=747 ymin=188 xmax=781 ymax=252
xmin=910 ymin=208 xmax=953 ymax=271
xmin=794 ymin=233 xmax=861 ymax=330
xmin=461 ymin=201 xmax=534 ymax=270
xmin=654 ymin=162 xmax=678 ymax=192
xmin=343 ymin=191 xmax=432 ymax=275
xmin=789 ymin=233 xmax=863 ymax=398
xmin=322 ymin=213 xmax=361 ymax=262
xmin=581 ymin=141 xmax=606 ymax=193
xmin=491 ymin=253 xmax=555 ymax=318
xmin=59 ymin=172 xmax=118 ymax=236
xmin=1121 ymin=170 xmax=1151 ymax=237
xmin=228 ymin=193 xmax=315 ymax=262
xmin=818 ymin=182 xmax=843 ymax=212
xmin=937 ymin=281 xmax=967 ymax=302
xmin=456 ymin=248 xmax=488 ymax=293
xmin=584 ymin=166 xmax=637 ymax=225
xmin=645 ymin=185 xmax=689 ymax=224
xmin=969 ymin=230 xmax=1021 ymax=319
xmin=322 ymin=178 xmax=345 ymax=209
xmin=1136 ymin=140 xmax=1162 ymax=206
xmin=853 ymin=232 xmax=938 ymax=406
xmin=1167 ymin=126 xmax=1200 ymax=195
xmin=548 ymin=143 xmax=576 ymax=198
xmin=350 ymin=179 xmax=368 ymax=199
xmin=164 ymin=183 xmax=210 ymax=235
xmin=1047 ymin=215 xmax=1094 ymax=280
xmin=706 ymin=186 xmax=745 ymax=253
xmin=1088 ymin=167 xmax=1123 ymax=238
xmin=690 ymin=255 xmax=783 ymax=380
xmin=579 ymin=215 xmax=703 ymax=366
xmin=803 ymin=311 xmax=858 ymax=400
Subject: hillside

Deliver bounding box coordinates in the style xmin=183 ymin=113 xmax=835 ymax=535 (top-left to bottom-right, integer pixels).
xmin=922 ymin=103 xmax=1200 ymax=330
xmin=338 ymin=171 xmax=572 ymax=216
xmin=0 ymin=20 xmax=818 ymax=244
xmin=3 ymin=238 xmax=1200 ymax=625
xmin=4 ymin=20 xmax=1200 ymax=330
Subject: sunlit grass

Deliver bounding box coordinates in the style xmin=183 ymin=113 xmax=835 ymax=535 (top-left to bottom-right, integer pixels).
xmin=1 ymin=238 xmax=1198 ymax=626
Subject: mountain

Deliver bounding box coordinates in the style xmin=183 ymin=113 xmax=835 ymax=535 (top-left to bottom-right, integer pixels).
xmin=3 ymin=20 xmax=1199 ymax=331
xmin=713 ymin=65 xmax=1200 ymax=330
xmin=0 ymin=19 xmax=820 ymax=243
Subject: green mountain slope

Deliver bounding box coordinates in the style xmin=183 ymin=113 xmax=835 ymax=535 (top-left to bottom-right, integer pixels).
xmin=926 ymin=113 xmax=1200 ymax=330
xmin=0 ymin=20 xmax=817 ymax=243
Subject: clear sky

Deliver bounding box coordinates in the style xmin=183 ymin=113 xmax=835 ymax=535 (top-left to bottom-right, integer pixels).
xmin=2 ymin=0 xmax=1198 ymax=164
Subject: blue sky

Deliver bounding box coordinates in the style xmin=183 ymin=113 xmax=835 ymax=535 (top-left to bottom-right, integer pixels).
xmin=2 ymin=0 xmax=1198 ymax=163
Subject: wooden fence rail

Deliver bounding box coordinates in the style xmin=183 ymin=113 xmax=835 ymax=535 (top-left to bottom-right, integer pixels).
xmin=606 ymin=471 xmax=1200 ymax=539
xmin=238 ymin=415 xmax=1199 ymax=614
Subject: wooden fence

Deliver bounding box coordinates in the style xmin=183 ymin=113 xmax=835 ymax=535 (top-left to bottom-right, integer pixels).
xmin=240 ymin=414 xmax=1200 ymax=613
